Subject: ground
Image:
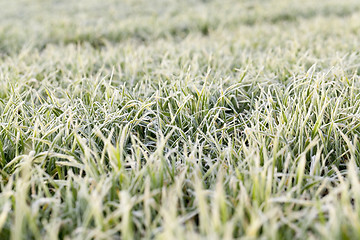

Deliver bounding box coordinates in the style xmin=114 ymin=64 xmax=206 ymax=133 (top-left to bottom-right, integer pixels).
xmin=1 ymin=0 xmax=360 ymax=239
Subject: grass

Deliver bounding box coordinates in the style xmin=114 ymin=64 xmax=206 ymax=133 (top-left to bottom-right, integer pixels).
xmin=1 ymin=0 xmax=360 ymax=239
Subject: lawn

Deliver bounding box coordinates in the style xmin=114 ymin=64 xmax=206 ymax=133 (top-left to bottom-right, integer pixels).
xmin=1 ymin=0 xmax=360 ymax=239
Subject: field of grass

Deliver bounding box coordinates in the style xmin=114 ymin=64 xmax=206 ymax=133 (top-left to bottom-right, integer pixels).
xmin=1 ymin=0 xmax=360 ymax=239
